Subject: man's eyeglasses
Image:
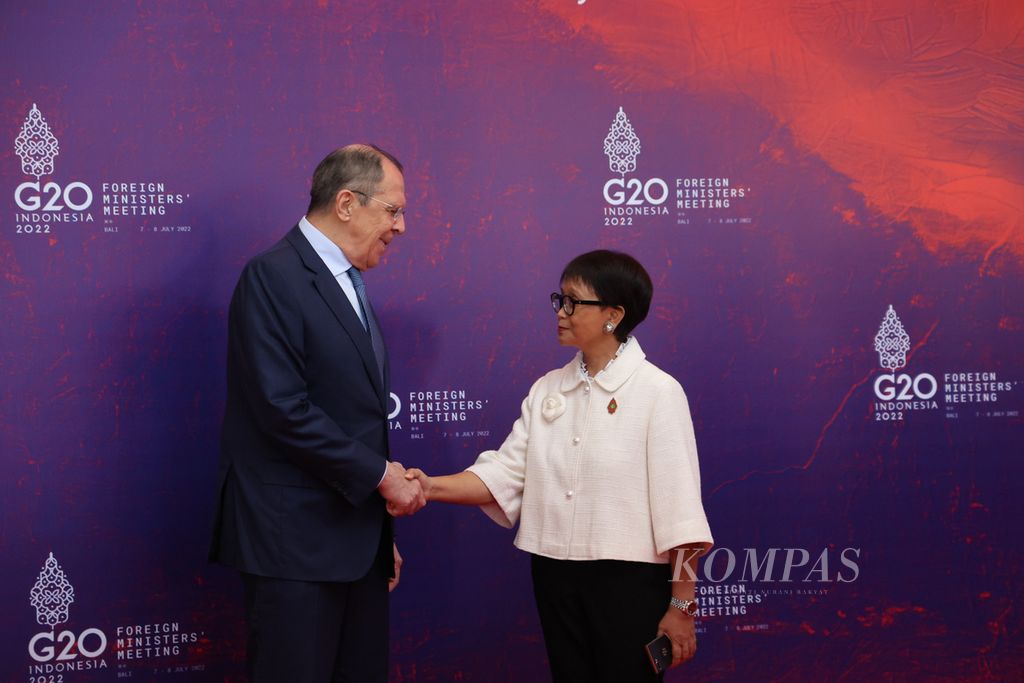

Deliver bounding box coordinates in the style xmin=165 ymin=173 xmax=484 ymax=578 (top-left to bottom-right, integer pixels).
xmin=349 ymin=189 xmax=405 ymax=225
xmin=550 ymin=292 xmax=607 ymax=316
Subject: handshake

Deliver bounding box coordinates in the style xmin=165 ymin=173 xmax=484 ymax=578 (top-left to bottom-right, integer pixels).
xmin=378 ymin=461 xmax=432 ymax=516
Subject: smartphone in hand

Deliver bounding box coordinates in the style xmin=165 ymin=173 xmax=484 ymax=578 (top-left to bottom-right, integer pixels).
xmin=645 ymin=633 xmax=673 ymax=673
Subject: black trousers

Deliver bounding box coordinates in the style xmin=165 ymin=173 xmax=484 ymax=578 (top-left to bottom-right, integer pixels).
xmin=531 ymin=554 xmax=670 ymax=683
xmin=240 ymin=540 xmax=391 ymax=683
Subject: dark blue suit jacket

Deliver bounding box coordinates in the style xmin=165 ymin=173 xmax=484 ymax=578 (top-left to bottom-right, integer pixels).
xmin=210 ymin=226 xmax=392 ymax=582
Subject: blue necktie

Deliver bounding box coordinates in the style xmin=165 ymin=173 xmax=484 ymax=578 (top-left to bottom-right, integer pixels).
xmin=348 ymin=267 xmax=386 ymax=386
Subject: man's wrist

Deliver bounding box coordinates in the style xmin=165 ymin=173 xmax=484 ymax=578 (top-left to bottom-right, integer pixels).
xmin=375 ymin=461 xmax=390 ymax=489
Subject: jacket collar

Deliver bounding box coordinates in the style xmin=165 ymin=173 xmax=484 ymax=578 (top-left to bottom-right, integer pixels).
xmin=284 ymin=225 xmax=388 ymax=405
xmin=558 ymin=337 xmax=646 ymax=393
xmin=286 ymin=224 xmax=331 ymax=275
xmin=298 ymin=215 xmax=353 ymax=277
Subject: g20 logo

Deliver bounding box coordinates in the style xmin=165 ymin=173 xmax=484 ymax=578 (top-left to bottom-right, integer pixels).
xmin=15 ymin=181 xmax=94 ymax=212
xmin=873 ymin=373 xmax=938 ymax=401
xmin=28 ymin=628 xmax=108 ymax=663
xmin=602 ymin=177 xmax=668 ymax=206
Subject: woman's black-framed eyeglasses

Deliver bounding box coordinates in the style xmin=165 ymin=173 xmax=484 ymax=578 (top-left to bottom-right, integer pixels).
xmin=550 ymin=292 xmax=607 ymax=316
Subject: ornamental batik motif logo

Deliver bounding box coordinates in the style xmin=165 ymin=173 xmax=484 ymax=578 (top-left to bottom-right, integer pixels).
xmin=26 ymin=552 xmax=111 ymax=671
xmin=603 ymin=107 xmax=641 ymax=176
xmin=24 ymin=550 xmax=206 ymax=671
xmin=601 ymin=107 xmax=669 ymax=225
xmin=11 ymin=103 xmax=193 ymax=237
xmin=869 ymin=303 xmax=1017 ymax=421
xmin=30 ymin=552 xmax=75 ymax=627
xmin=871 ymin=304 xmax=940 ymax=421
xmin=15 ymin=104 xmax=59 ymax=179
xmin=598 ymin=106 xmax=753 ymax=225
xmin=873 ymin=305 xmax=910 ymax=372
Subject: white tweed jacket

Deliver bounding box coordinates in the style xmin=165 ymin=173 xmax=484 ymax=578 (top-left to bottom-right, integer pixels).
xmin=467 ymin=337 xmax=713 ymax=563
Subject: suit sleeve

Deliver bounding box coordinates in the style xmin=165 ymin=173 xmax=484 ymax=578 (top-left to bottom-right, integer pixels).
xmin=228 ymin=256 xmax=386 ymax=506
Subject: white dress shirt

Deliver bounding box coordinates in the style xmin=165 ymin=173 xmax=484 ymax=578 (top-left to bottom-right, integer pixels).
xmin=467 ymin=337 xmax=713 ymax=563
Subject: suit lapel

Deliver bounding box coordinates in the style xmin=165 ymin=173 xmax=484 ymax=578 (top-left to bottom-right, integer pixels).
xmin=285 ymin=227 xmax=388 ymax=405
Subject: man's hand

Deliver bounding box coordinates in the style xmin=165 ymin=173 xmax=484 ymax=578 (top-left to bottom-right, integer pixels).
xmin=404 ymin=468 xmax=433 ymax=500
xmin=378 ymin=461 xmax=425 ymax=516
xmin=657 ymin=607 xmax=696 ymax=667
xmin=389 ymin=542 xmax=402 ymax=592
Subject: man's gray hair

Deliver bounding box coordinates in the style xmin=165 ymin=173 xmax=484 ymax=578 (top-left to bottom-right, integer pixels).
xmin=307 ymin=144 xmax=403 ymax=214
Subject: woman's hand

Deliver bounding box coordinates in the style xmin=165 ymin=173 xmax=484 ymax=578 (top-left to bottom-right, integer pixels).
xmin=402 ymin=470 xmax=495 ymax=506
xmin=657 ymin=607 xmax=696 ymax=667
xmin=405 ymin=468 xmax=433 ymax=500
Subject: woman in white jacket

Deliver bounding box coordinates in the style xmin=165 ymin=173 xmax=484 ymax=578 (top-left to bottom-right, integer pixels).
xmin=404 ymin=250 xmax=713 ymax=682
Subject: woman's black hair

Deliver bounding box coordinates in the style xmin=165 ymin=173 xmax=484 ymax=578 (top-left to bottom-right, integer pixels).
xmin=560 ymin=250 xmax=653 ymax=342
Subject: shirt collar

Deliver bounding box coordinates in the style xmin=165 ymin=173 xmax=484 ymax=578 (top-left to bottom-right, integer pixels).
xmin=558 ymin=336 xmax=646 ymax=393
xmin=298 ymin=215 xmax=353 ymax=277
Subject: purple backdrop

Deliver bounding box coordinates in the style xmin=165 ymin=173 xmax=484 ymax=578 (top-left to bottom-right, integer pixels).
xmin=3 ymin=1 xmax=1022 ymax=681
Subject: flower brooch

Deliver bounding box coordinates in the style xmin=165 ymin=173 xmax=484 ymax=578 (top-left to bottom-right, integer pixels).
xmin=541 ymin=393 xmax=566 ymax=422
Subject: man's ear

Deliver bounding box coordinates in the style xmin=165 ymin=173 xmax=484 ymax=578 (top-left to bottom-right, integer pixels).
xmin=334 ymin=189 xmax=354 ymax=221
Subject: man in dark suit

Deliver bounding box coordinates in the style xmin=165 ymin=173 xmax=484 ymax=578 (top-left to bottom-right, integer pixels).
xmin=210 ymin=144 xmax=424 ymax=682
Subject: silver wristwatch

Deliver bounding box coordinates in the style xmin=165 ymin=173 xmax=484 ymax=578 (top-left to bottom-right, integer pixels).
xmin=670 ymin=597 xmax=699 ymax=617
